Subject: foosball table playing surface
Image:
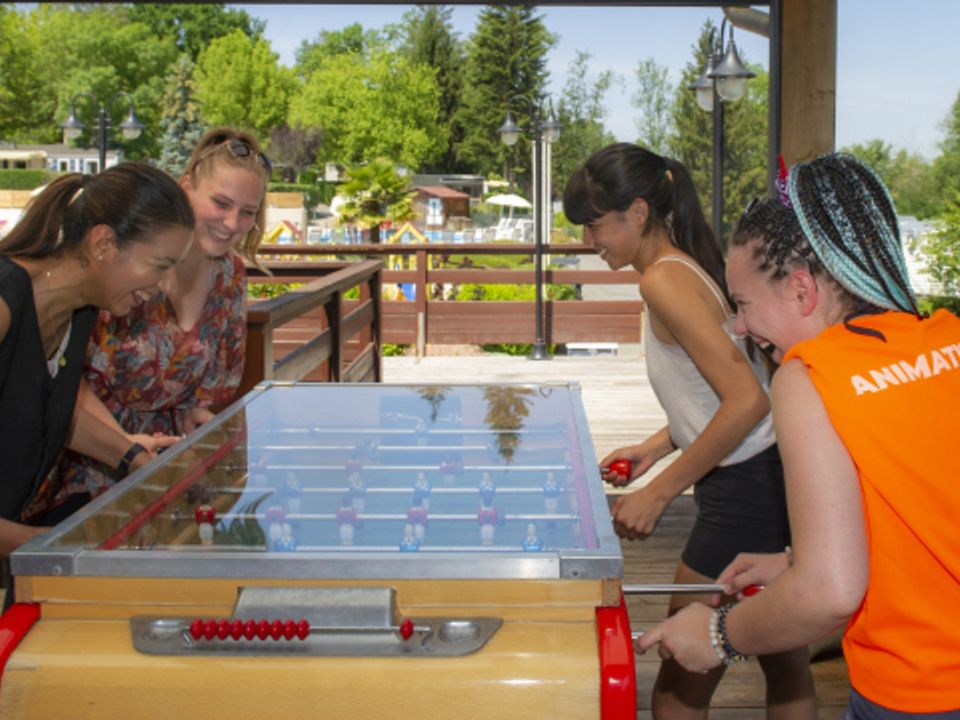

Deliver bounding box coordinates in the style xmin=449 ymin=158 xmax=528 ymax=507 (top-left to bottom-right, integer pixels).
xmin=0 ymin=382 xmax=637 ymax=719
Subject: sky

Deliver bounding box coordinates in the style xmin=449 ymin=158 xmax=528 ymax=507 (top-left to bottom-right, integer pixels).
xmin=234 ymin=2 xmax=960 ymax=160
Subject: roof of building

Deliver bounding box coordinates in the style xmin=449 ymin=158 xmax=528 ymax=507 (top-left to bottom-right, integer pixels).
xmin=414 ymin=185 xmax=471 ymax=200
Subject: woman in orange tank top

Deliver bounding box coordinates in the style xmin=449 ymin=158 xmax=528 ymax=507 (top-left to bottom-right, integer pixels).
xmin=636 ymin=153 xmax=960 ymax=718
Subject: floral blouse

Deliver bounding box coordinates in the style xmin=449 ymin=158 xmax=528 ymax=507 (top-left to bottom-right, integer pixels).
xmin=24 ymin=253 xmax=247 ymax=521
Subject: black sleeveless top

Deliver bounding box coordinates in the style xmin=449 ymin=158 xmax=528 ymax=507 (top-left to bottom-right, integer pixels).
xmin=0 ymin=258 xmax=97 ymax=522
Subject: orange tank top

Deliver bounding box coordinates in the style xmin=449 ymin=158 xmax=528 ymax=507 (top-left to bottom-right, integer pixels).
xmin=784 ymin=309 xmax=960 ymax=712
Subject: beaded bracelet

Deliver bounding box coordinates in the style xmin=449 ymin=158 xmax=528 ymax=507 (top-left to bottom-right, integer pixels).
xmin=712 ymin=604 xmax=748 ymax=665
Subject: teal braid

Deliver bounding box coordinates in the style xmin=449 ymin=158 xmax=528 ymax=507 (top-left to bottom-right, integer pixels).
xmin=788 ymin=153 xmax=918 ymax=314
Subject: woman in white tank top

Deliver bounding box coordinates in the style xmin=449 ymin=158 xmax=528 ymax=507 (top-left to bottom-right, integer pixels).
xmin=564 ymin=143 xmax=815 ymax=720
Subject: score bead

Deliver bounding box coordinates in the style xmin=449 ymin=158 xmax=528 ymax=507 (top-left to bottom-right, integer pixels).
xmin=296 ymin=619 xmax=310 ymax=640
xmin=243 ymin=619 xmax=257 ymax=640
xmin=399 ymin=618 xmax=414 ymax=641
xmin=203 ymin=619 xmax=217 ymax=641
xmin=282 ymin=619 xmax=297 ymax=640
xmin=256 ymin=619 xmax=270 ymax=640
xmin=189 ymin=619 xmax=204 ymax=641
xmin=216 ymin=619 xmax=230 ymax=640
xmin=230 ymin=619 xmax=244 ymax=640
xmin=270 ymin=619 xmax=284 ymax=640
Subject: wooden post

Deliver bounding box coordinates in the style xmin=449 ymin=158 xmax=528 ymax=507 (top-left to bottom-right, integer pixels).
xmin=781 ymin=0 xmax=837 ymax=165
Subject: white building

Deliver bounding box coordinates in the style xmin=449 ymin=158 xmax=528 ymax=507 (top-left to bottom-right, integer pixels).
xmin=0 ymin=143 xmax=122 ymax=174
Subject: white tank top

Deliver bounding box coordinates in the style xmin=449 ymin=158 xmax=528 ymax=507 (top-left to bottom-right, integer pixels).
xmin=643 ymin=255 xmax=775 ymax=466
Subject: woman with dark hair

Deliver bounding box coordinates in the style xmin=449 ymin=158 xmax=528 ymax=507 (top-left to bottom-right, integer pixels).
xmin=564 ymin=143 xmax=815 ymax=718
xmin=637 ymin=153 xmax=960 ymax=718
xmin=0 ymin=163 xmax=194 ymax=555
xmin=31 ymin=127 xmax=271 ymax=525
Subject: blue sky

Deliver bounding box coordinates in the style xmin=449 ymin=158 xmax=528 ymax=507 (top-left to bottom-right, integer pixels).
xmin=234 ymin=2 xmax=960 ymax=160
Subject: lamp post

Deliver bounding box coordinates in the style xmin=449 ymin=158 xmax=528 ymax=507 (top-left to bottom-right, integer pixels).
xmin=688 ymin=20 xmax=755 ymax=244
xmin=59 ymin=92 xmax=143 ymax=173
xmin=498 ymin=96 xmax=561 ymax=361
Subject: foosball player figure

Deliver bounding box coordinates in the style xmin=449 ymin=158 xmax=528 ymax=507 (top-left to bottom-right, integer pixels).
xmin=194 ymin=504 xmax=216 ymax=546
xmin=412 ymin=471 xmax=432 ymax=510
xmin=406 ymin=500 xmax=429 ymax=542
xmin=273 ymin=522 xmax=297 ymax=552
xmin=399 ymin=523 xmax=421 ymax=552
xmin=347 ymin=472 xmax=367 ymax=512
xmin=439 ymin=457 xmax=462 ymax=486
xmin=264 ymin=505 xmax=286 ymax=548
xmin=336 ymin=495 xmax=358 ymax=546
xmin=477 ymin=505 xmax=498 ymax=546
xmin=543 ymin=471 xmax=560 ymax=525
xmin=281 ymin=472 xmax=303 ymax=515
xmin=478 ymin=472 xmax=496 ymax=507
xmin=522 ymin=522 xmax=544 ymax=552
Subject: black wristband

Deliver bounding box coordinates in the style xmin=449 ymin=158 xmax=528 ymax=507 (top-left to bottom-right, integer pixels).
xmin=115 ymin=442 xmax=147 ymax=478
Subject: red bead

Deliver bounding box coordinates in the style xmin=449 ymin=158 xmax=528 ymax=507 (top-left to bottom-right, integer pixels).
xmin=282 ymin=619 xmax=297 ymax=640
xmin=230 ymin=620 xmax=244 ymax=640
xmin=216 ymin=619 xmax=230 ymax=640
xmin=243 ymin=620 xmax=257 ymax=640
xmin=203 ymin=619 xmax=217 ymax=641
xmin=296 ymin=619 xmax=310 ymax=640
xmin=189 ymin=619 xmax=204 ymax=640
xmin=256 ymin=619 xmax=270 ymax=640
xmin=269 ymin=619 xmax=283 ymax=640
xmin=399 ymin=618 xmax=414 ymax=641
xmin=742 ymin=584 xmax=763 ymax=597
xmin=608 ymin=459 xmax=632 ymax=481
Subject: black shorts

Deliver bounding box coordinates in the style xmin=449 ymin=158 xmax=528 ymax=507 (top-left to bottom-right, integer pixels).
xmin=681 ymin=443 xmax=791 ymax=579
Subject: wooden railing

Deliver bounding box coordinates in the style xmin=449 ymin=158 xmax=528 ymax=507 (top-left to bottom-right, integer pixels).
xmin=236 ymin=258 xmax=382 ymax=396
xmin=256 ymin=243 xmax=644 ymax=354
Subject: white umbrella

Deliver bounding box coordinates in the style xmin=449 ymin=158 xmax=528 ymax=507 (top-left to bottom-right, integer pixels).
xmin=486 ymin=193 xmax=532 ymax=209
xmin=486 ymin=193 xmax=532 ymax=220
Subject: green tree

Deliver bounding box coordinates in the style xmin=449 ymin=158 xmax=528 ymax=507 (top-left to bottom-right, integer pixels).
xmin=268 ymin=124 xmax=324 ymax=182
xmin=31 ymin=4 xmax=177 ymax=157
xmin=295 ymin=23 xmax=387 ymax=79
xmin=933 ymin=91 xmax=960 ymax=215
xmin=399 ymin=5 xmax=466 ymax=172
xmin=335 ymin=157 xmax=417 ymax=244
xmin=194 ymin=29 xmax=294 ymax=142
xmin=632 ymin=58 xmax=675 ymax=155
xmin=552 ymin=51 xmax=616 ymax=200
xmin=457 ymin=6 xmax=555 ymax=180
xmin=843 ymin=139 xmax=896 ymax=181
xmin=0 ymin=5 xmax=49 ymax=141
xmin=127 ymin=4 xmax=264 ymax=62
xmin=288 ymin=48 xmax=443 ymax=170
xmin=922 ymin=196 xmax=960 ymax=310
xmin=158 ymin=55 xmax=204 ymax=177
xmin=670 ymin=22 xmax=768 ymax=244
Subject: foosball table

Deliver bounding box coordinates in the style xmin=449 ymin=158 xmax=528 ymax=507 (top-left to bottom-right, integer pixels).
xmin=0 ymin=382 xmax=637 ymax=719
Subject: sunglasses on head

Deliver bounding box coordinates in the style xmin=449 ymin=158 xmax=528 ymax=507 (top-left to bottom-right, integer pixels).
xmin=191 ymin=138 xmax=272 ymax=175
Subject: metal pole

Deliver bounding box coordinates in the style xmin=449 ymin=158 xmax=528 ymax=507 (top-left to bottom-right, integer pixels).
xmin=97 ymin=104 xmax=107 ymax=173
xmin=529 ymin=114 xmax=548 ymax=361
xmin=767 ymin=0 xmax=783 ymax=195
xmin=711 ymin=83 xmax=725 ymax=249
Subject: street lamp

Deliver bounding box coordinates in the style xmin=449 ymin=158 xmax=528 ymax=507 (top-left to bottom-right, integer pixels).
xmin=60 ymin=92 xmax=143 ymax=173
xmin=688 ymin=20 xmax=755 ymax=243
xmin=499 ymin=96 xmax=561 ymax=361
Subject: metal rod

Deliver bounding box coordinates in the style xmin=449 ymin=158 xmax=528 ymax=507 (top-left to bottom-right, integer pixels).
xmin=622 ymin=583 xmax=725 ymax=595
xmin=529 ymin=114 xmax=549 ymax=361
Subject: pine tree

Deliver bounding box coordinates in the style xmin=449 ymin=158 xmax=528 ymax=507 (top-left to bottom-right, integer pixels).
xmin=457 ymin=6 xmax=554 ymax=181
xmin=158 ymin=55 xmax=204 ymax=177
xmin=399 ymin=5 xmax=466 ymax=172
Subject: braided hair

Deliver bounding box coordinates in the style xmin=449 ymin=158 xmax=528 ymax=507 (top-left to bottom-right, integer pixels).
xmin=731 ymin=198 xmax=819 ymax=280
xmin=563 ymin=142 xmax=727 ymax=301
xmin=788 ymin=153 xmax=919 ymax=317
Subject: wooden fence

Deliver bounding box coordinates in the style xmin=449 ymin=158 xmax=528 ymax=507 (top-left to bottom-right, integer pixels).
xmin=255 ymin=242 xmax=644 ymax=353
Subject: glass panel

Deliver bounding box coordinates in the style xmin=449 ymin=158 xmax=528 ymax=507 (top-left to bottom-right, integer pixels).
xmin=52 ymin=384 xmax=599 ymax=554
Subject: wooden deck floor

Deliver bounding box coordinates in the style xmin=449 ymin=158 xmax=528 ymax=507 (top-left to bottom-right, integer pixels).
xmin=384 ymin=346 xmax=850 ymax=718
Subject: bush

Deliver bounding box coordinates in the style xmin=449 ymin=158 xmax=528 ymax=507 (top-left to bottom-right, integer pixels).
xmin=0 ymin=169 xmax=59 ymax=190
xmin=919 ymin=295 xmax=960 ymax=315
